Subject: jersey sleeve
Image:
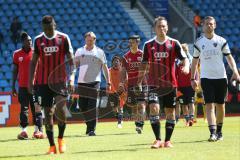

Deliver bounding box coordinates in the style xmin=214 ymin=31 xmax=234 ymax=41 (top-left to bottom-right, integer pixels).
xmin=175 ymin=40 xmax=186 ymax=60
xmin=64 ymin=35 xmax=74 ymax=55
xmin=193 ymin=43 xmax=201 ymax=58
xmin=33 ymin=38 xmax=39 ymax=55
xmin=221 ymin=40 xmax=231 ymax=56
xmin=142 ymin=43 xmax=149 ymax=63
xmin=100 ymin=49 xmax=107 ymax=64
xmin=13 ymin=52 xmax=18 ymax=65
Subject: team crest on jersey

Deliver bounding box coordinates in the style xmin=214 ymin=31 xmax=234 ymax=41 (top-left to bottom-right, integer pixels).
xmin=166 ymin=43 xmax=172 ymax=49
xmin=202 ymin=45 xmax=205 ymax=49
xmin=18 ymin=57 xmax=23 ymax=62
xmin=137 ymin=57 xmax=142 ymax=61
xmin=213 ymin=43 xmax=217 ymax=47
xmin=57 ymin=38 xmax=62 ymax=45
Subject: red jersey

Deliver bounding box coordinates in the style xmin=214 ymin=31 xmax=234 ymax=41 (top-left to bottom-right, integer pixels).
xmin=142 ymin=37 xmax=186 ymax=87
xmin=123 ymin=49 xmax=143 ymax=87
xmin=33 ymin=31 xmax=73 ymax=85
xmin=13 ymin=48 xmax=33 ymax=87
xmin=175 ymin=63 xmax=191 ymax=87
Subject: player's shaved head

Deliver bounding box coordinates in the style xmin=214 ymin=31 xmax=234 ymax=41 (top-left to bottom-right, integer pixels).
xmin=42 ymin=15 xmax=55 ymax=25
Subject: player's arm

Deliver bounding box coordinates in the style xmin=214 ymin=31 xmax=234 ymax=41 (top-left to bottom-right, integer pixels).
xmin=190 ymin=44 xmax=200 ymax=90
xmin=12 ymin=63 xmax=18 ymax=96
xmin=137 ymin=44 xmax=149 ymax=86
xmin=222 ymin=41 xmax=240 ymax=82
xmin=226 ymin=54 xmax=240 ymax=82
xmin=65 ymin=36 xmax=76 ymax=86
xmin=102 ymin=63 xmax=110 ymax=85
xmin=101 ymin=51 xmax=111 ymax=89
xmin=29 ymin=52 xmax=39 ymax=94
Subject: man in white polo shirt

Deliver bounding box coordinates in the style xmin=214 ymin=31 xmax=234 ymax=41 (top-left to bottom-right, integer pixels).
xmin=191 ymin=16 xmax=240 ymax=141
xmin=74 ymin=32 xmax=110 ymax=136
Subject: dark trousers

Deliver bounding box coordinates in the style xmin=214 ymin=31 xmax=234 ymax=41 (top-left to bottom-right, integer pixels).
xmin=77 ymin=82 xmax=100 ymax=133
xmin=18 ymin=87 xmax=36 ymax=128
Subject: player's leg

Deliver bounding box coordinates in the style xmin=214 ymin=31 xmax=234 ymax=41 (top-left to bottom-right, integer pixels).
xmin=107 ymin=93 xmax=122 ymax=128
xmin=17 ymin=87 xmax=30 ymax=140
xmin=215 ymin=78 xmax=227 ymax=141
xmin=136 ymin=101 xmax=146 ymax=133
xmin=163 ymin=89 xmax=177 ymax=148
xmin=78 ymin=96 xmax=90 ymax=134
xmin=148 ymin=92 xmax=164 ymax=148
xmin=135 ymin=86 xmax=147 ymax=133
xmin=175 ymin=100 xmax=181 ymax=123
xmin=55 ymin=95 xmax=67 ymax=153
xmin=187 ymin=87 xmax=196 ymax=126
xmin=39 ymin=85 xmax=56 ymax=154
xmin=30 ymin=91 xmax=44 ymax=139
xmin=181 ymin=104 xmax=189 ymax=126
xmin=201 ymin=78 xmax=217 ymax=141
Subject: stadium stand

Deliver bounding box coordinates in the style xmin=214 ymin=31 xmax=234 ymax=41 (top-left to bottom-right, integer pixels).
xmin=0 ymin=0 xmax=148 ymax=90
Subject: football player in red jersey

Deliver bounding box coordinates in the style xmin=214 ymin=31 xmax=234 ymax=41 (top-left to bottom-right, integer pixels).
xmin=12 ymin=32 xmax=44 ymax=140
xmin=28 ymin=15 xmax=75 ymax=154
xmin=176 ymin=43 xmax=195 ymax=127
xmin=122 ymin=35 xmax=147 ymax=134
xmin=138 ymin=16 xmax=189 ymax=148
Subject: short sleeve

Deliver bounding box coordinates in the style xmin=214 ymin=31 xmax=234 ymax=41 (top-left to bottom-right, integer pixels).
xmin=221 ymin=40 xmax=231 ymax=56
xmin=175 ymin=40 xmax=186 ymax=60
xmin=142 ymin=43 xmax=149 ymax=63
xmin=13 ymin=52 xmax=18 ymax=65
xmin=33 ymin=38 xmax=39 ymax=55
xmin=193 ymin=43 xmax=201 ymax=58
xmin=64 ymin=35 xmax=73 ymax=55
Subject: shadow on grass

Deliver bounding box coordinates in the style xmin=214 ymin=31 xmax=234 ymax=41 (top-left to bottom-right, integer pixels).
xmin=72 ymin=147 xmax=147 ymax=154
xmin=0 ymin=138 xmax=38 ymax=143
xmin=65 ymin=132 xmax=135 ymax=138
xmin=125 ymin=143 xmax=150 ymax=146
xmin=0 ymin=153 xmax=47 ymax=159
xmin=176 ymin=139 xmax=207 ymax=143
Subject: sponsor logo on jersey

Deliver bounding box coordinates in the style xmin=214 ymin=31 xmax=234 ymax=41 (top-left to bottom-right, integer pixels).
xmin=154 ymin=52 xmax=169 ymax=60
xmin=43 ymin=46 xmax=59 ymax=56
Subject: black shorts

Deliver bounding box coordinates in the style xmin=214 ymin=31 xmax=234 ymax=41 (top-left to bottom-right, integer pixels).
xmin=37 ymin=83 xmax=67 ymax=107
xmin=18 ymin=87 xmax=33 ymax=107
xmin=126 ymin=85 xmax=148 ymax=105
xmin=107 ymin=93 xmax=120 ymax=108
xmin=148 ymin=87 xmax=177 ymax=108
xmin=178 ymin=87 xmax=195 ymax=105
xmin=201 ymin=78 xmax=228 ymax=104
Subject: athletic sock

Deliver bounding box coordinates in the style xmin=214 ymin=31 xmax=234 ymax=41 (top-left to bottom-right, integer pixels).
xmin=58 ymin=123 xmax=66 ymax=139
xmin=150 ymin=116 xmax=160 ymax=140
xmin=35 ymin=112 xmax=43 ymax=132
xmin=165 ymin=120 xmax=175 ymax=142
xmin=208 ymin=125 xmax=216 ymax=135
xmin=184 ymin=114 xmax=189 ymax=122
xmin=217 ymin=123 xmax=223 ymax=134
xmin=46 ymin=125 xmax=54 ymax=146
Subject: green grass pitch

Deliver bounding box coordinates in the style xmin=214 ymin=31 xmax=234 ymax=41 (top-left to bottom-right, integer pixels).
xmin=0 ymin=117 xmax=239 ymax=160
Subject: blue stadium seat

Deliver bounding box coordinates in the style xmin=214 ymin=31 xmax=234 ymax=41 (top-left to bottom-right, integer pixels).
xmin=112 ymin=33 xmax=120 ymax=40
xmin=0 ymin=57 xmax=4 ymax=65
xmin=4 ymin=87 xmax=12 ymax=92
xmin=0 ymin=80 xmax=8 ymax=88
xmin=5 ymin=72 xmax=12 ymax=80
